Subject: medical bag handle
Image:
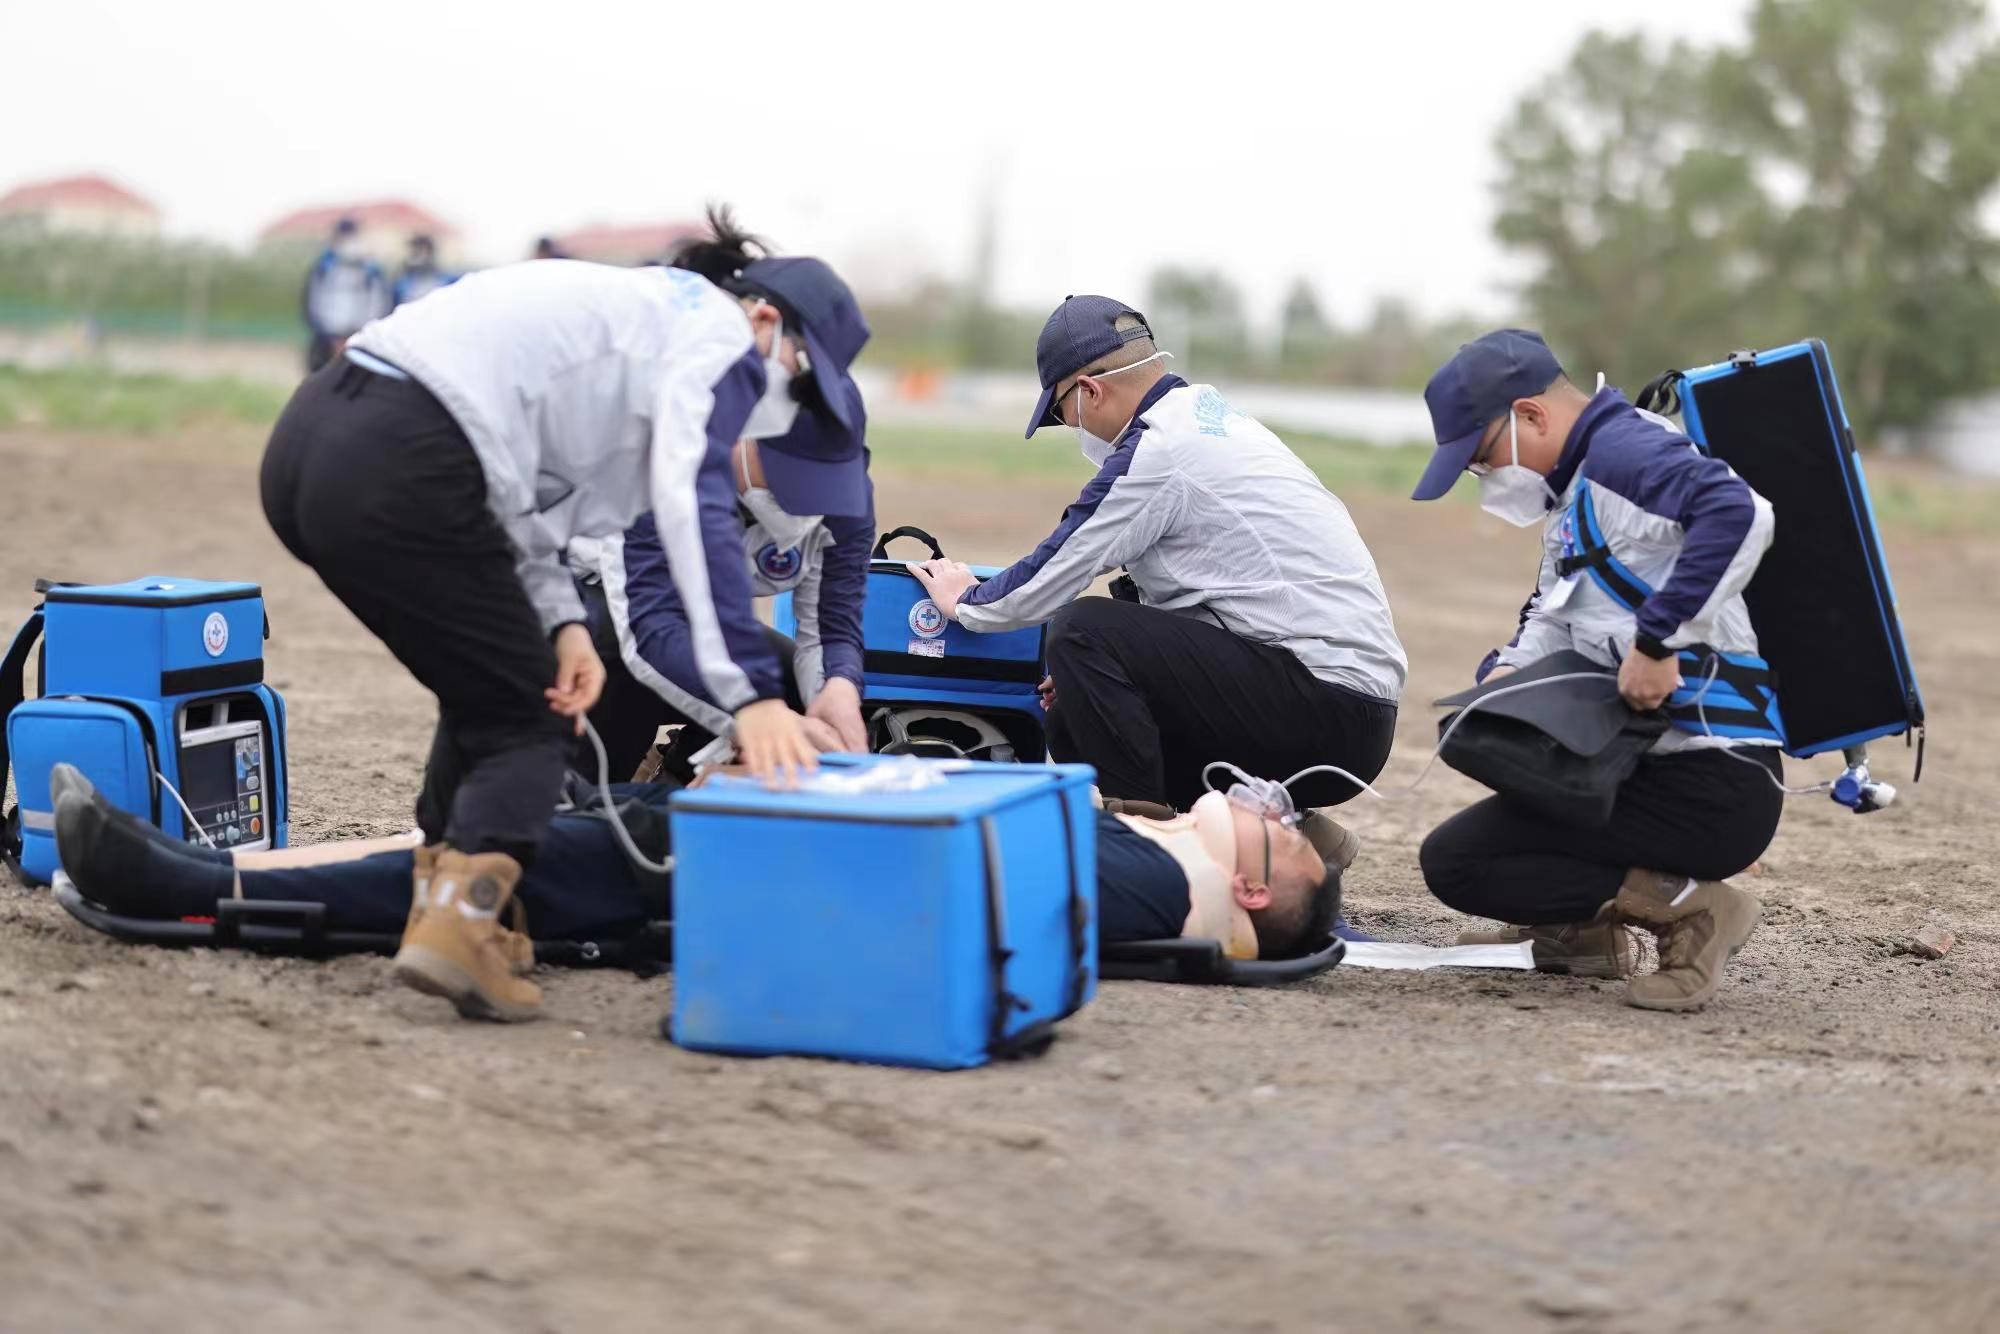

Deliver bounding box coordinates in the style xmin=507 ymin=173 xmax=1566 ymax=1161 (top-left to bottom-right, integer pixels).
xmin=977 ymin=814 xmax=1058 ymax=1061
xmin=872 ymin=526 xmax=946 ymax=562
xmin=1 ymin=604 xmax=47 ymax=866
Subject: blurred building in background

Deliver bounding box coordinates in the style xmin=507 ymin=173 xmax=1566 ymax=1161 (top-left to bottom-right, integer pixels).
xmin=256 ymin=200 xmax=462 ymax=267
xmin=0 ymin=175 xmax=160 ymax=240
xmin=550 ymin=221 xmax=703 ymax=266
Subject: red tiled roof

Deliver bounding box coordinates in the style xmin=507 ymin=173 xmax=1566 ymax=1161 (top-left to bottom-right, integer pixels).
xmin=260 ymin=199 xmax=457 ymax=241
xmin=0 ymin=174 xmax=159 ymax=216
xmin=554 ymin=221 xmax=705 ymax=258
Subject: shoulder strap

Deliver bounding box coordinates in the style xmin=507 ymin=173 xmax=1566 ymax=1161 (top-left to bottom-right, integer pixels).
xmin=1 ymin=606 xmax=47 ymax=863
xmin=1553 ymin=484 xmax=1655 ymax=613
xmin=1634 ymin=368 xmax=1685 ymax=418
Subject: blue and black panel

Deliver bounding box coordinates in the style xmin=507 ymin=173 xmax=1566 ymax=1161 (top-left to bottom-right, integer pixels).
xmin=1676 ymin=341 xmax=1924 ymax=758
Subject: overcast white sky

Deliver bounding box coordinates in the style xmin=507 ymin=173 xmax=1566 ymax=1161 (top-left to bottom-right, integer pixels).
xmin=1 ymin=0 xmax=1752 ymax=328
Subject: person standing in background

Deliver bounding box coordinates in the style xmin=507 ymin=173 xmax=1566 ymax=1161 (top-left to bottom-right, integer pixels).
xmin=301 ymin=218 xmax=390 ymax=372
xmin=391 ymin=233 xmax=457 ymax=308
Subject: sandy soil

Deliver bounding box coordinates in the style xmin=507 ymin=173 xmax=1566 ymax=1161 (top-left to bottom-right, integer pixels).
xmin=2 ymin=427 xmax=1996 ymax=1333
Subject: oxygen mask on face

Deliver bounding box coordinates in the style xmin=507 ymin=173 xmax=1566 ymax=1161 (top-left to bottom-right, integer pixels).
xmin=1203 ymin=761 xmax=1304 ymax=827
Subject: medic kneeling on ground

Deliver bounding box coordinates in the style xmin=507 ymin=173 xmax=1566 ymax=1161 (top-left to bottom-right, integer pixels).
xmin=910 ymin=297 xmax=1407 ymax=831
xmin=1412 ymin=329 xmax=1785 ymax=1012
xmin=47 ymin=763 xmax=1347 ymax=1018
xmin=568 ymin=213 xmax=877 ymax=781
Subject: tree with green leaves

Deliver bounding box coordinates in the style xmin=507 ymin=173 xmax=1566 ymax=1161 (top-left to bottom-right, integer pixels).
xmin=1494 ymin=0 xmax=2000 ymax=438
xmin=1145 ymin=266 xmax=1252 ymax=378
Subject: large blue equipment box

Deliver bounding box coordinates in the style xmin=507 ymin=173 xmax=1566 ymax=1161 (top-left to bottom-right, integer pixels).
xmin=667 ymin=755 xmax=1097 ymax=1069
xmin=772 ymin=526 xmax=1048 ymax=759
xmin=2 ymin=576 xmax=289 ymax=884
xmin=1651 ymin=341 xmax=1925 ymax=759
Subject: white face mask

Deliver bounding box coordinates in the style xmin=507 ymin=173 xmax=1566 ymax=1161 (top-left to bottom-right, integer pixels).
xmin=1473 ymin=410 xmax=1556 ymax=527
xmin=737 ymin=446 xmax=823 ymax=551
xmin=1069 ymin=350 xmax=1173 ymax=466
xmin=334 ymin=237 xmax=362 ymax=261
xmin=742 ymin=305 xmax=802 ymax=441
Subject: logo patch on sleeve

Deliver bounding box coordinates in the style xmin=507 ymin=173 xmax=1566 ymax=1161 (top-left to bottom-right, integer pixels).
xmin=755 ymin=543 xmax=804 ymax=581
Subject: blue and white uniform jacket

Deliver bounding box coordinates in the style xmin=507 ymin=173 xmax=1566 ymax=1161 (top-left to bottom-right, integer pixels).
xmin=567 ymin=471 xmax=873 ymax=737
xmin=1496 ymin=388 xmax=1779 ymax=751
xmin=349 ymin=260 xmax=781 ymax=718
xmin=956 ymin=375 xmax=1407 ymax=703
xmin=302 ymin=251 xmax=390 ymax=338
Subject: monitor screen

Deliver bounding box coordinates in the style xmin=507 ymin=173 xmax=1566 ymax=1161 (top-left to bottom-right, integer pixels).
xmin=179 ymin=736 xmax=238 ymax=811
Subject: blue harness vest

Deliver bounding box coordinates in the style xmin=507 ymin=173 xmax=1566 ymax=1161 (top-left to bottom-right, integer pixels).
xmin=1556 ymin=484 xmax=1788 ymax=745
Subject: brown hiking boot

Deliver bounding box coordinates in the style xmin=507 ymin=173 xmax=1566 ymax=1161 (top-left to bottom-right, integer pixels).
xmin=1614 ymin=869 xmax=1762 ymax=1012
xmin=392 ymin=850 xmax=541 ymax=1022
xmin=1297 ymin=809 xmax=1361 ymax=873
xmin=406 ymin=844 xmax=531 ymax=975
xmin=1455 ymin=904 xmax=1635 ymax=979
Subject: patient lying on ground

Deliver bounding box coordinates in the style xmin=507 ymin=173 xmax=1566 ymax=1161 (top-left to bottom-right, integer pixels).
xmin=47 ymin=764 xmax=1345 ymax=962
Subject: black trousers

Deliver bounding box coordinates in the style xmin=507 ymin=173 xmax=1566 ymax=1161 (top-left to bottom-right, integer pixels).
xmin=578 ymin=584 xmax=802 ymax=782
xmin=261 ymin=360 xmax=572 ymax=864
xmin=1419 ymin=747 xmax=1784 ymax=925
xmin=1042 ymin=597 xmax=1398 ymax=811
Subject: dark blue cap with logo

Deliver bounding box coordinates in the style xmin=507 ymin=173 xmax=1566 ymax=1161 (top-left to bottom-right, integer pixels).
xmin=1025 ymin=295 xmax=1153 ymax=439
xmin=1413 ymin=328 xmax=1563 ymax=501
xmin=739 ymin=255 xmax=873 ymax=518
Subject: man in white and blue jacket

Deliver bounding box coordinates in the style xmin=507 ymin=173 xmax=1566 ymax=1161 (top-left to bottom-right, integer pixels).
xmin=913 ymin=296 xmax=1406 ymax=819
xmin=300 ymin=217 xmax=390 ymax=372
xmin=571 ymin=404 xmax=874 ymax=781
xmin=1412 ymin=329 xmax=1782 ymax=1013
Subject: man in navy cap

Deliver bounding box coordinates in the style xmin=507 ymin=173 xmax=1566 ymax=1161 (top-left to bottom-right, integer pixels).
xmin=1411 ymin=328 xmax=1783 ymax=1012
xmin=573 ymin=242 xmax=878 ymax=779
xmin=910 ymin=295 xmax=1407 ymax=824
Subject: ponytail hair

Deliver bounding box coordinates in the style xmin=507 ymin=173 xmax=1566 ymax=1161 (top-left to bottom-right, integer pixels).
xmin=670 ymin=203 xmax=772 ymax=291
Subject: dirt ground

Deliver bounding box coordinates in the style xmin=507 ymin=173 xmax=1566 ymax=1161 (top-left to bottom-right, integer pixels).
xmin=2 ymin=426 xmax=1996 ymax=1334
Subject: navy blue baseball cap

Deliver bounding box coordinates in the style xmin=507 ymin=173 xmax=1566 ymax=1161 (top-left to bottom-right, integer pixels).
xmin=739 ymin=255 xmax=873 ymax=518
xmin=1413 ymin=328 xmax=1564 ymax=501
xmin=1025 ymin=295 xmax=1153 ymax=439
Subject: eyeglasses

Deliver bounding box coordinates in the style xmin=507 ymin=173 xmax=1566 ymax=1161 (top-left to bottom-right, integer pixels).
xmin=1260 ymin=817 xmax=1271 ymax=888
xmin=1467 ymin=412 xmax=1512 ymax=476
xmin=1049 ymin=372 xmax=1091 ymax=427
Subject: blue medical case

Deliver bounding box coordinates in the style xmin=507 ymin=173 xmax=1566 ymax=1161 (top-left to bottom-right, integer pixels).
xmin=772 ymin=526 xmax=1049 ymax=758
xmin=3 ymin=576 xmax=289 ymax=884
xmin=1653 ymin=341 xmax=1924 ymax=759
xmin=666 ymin=755 xmax=1097 ymax=1069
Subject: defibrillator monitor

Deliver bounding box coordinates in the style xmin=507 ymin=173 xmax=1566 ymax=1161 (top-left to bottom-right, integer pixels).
xmin=176 ymin=703 xmax=271 ymax=851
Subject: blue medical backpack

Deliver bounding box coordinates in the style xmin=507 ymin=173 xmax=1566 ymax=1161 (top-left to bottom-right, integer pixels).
xmin=773 ymin=525 xmax=1049 ymax=761
xmin=1636 ymin=340 xmax=1925 ymax=767
xmin=2 ymin=576 xmax=290 ymax=885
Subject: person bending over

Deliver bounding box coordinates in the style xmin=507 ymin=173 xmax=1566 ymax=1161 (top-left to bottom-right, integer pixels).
xmin=1409 ymin=329 xmax=1783 ymax=1012
xmin=909 ymin=297 xmax=1406 ymax=829
xmin=49 ymin=765 xmax=1343 ymax=1020
xmin=569 ymin=216 xmax=878 ymax=781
